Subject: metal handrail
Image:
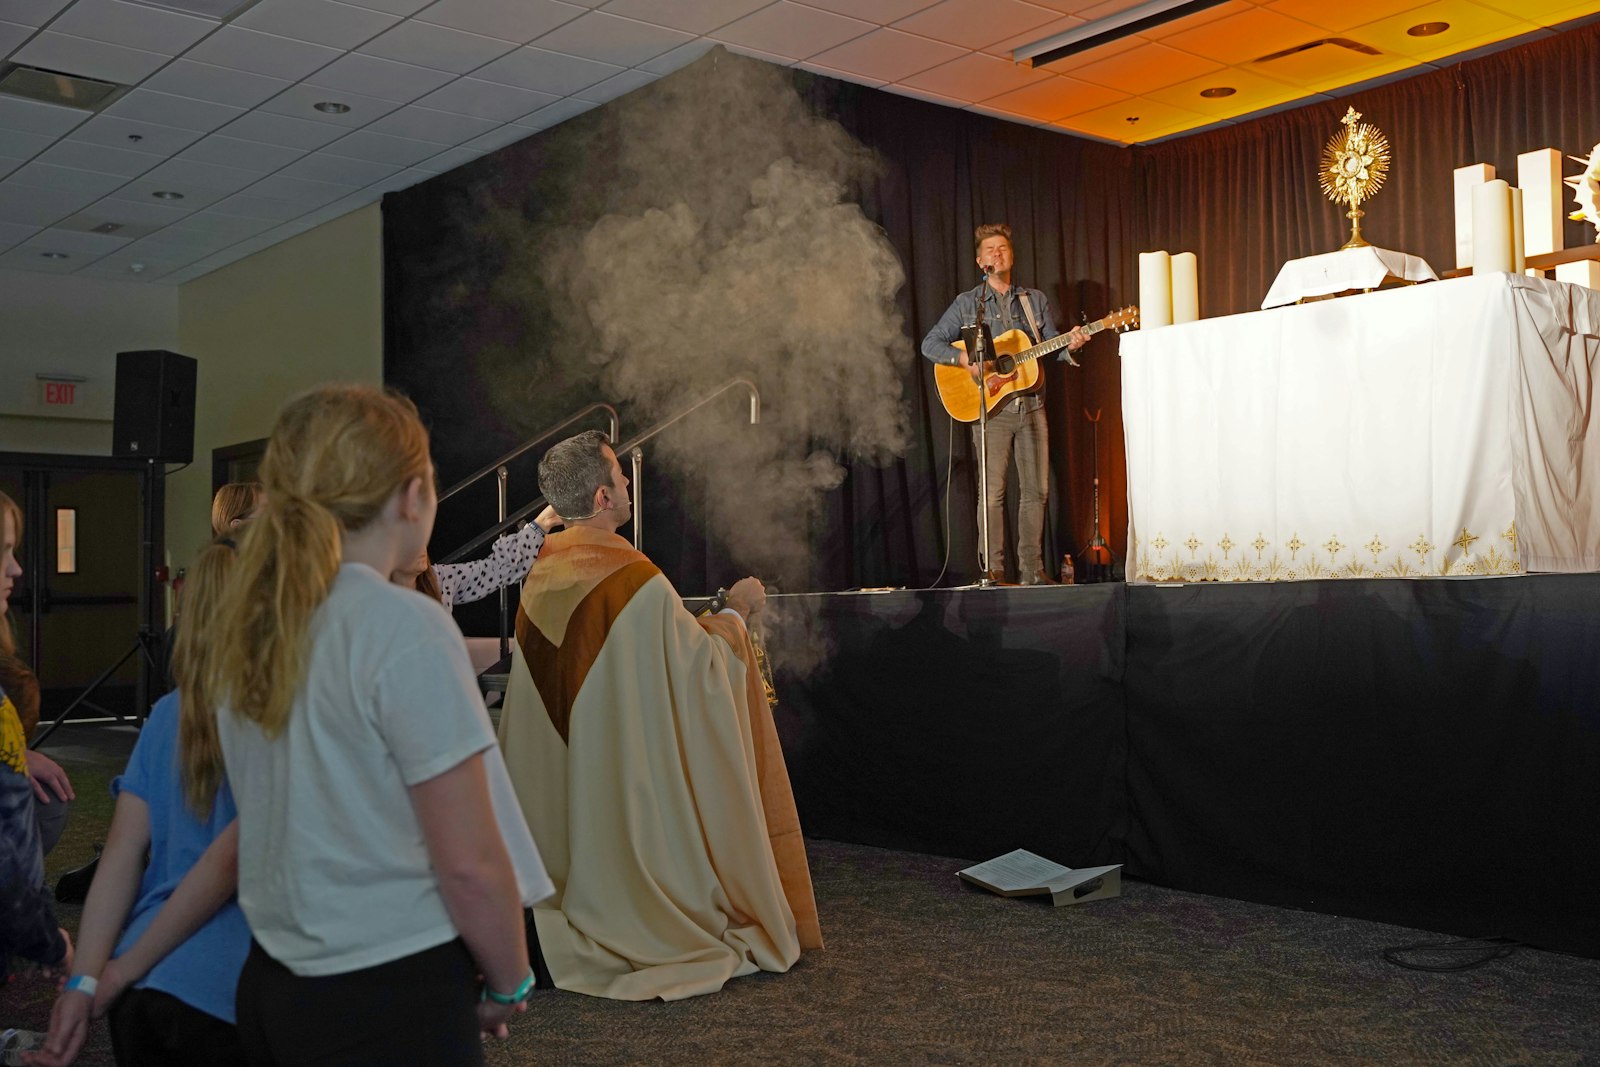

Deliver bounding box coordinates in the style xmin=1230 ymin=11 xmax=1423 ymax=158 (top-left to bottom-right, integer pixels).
xmin=437 ymin=378 xmax=761 ymax=566
xmin=438 ymin=402 xmax=620 ymax=503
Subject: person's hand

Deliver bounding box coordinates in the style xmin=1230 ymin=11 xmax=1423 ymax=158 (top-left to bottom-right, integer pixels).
xmin=92 ymin=957 xmax=132 ymax=1018
xmin=26 ymin=750 xmax=73 ymax=805
xmin=1066 ymin=325 xmax=1091 ymax=351
xmin=533 ymin=505 xmax=562 ymax=533
xmin=476 ymin=998 xmax=525 ymax=1040
xmin=53 ymin=928 xmax=74 ymax=980
xmin=22 ymin=979 xmax=93 ymax=1067
xmin=725 ymin=577 xmax=767 ymax=620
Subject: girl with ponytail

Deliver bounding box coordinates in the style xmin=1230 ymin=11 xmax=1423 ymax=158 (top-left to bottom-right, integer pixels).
xmin=207 ymin=385 xmax=548 ymax=1066
xmin=29 ymin=539 xmax=249 ymax=1067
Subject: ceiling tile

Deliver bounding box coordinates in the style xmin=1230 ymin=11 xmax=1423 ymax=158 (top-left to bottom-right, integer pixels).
xmin=809 ymin=27 xmax=967 ymax=83
xmin=571 ymin=66 xmax=656 ymax=102
xmin=73 ymin=114 xmax=204 ymax=155
xmin=0 ymin=94 xmax=90 ymax=136
xmin=1052 ymin=92 xmax=1202 ymax=142
xmin=65 ymin=196 xmax=193 ymax=228
xmin=108 ymin=177 xmax=229 ymax=208
xmin=511 ymin=95 xmax=597 ymax=129
xmin=710 ymin=2 xmax=875 ymax=58
xmin=363 ymin=103 xmax=497 ymax=143
xmin=244 ymin=171 xmax=359 ymax=205
xmin=985 ymin=14 xmax=1086 ymax=58
xmin=1143 ymin=64 xmax=1306 ymax=116
xmin=0 ymin=0 xmax=70 ymax=28
xmin=892 ymin=0 xmax=1063 ymax=48
xmin=879 ymin=81 xmax=967 ymax=108
xmin=411 ymin=143 xmax=481 ymax=171
xmin=0 ymin=128 xmax=53 ymax=159
xmin=328 ymin=0 xmax=433 ymax=16
xmin=303 ymin=51 xmax=457 ymax=102
xmin=0 ymin=219 xmax=40 ymax=251
xmin=415 ymin=0 xmax=585 ymax=41
xmin=529 ymin=11 xmax=694 ymax=66
xmin=184 ymin=27 xmax=343 ymax=81
xmin=179 ymin=134 xmax=306 ymax=171
xmin=1070 ymin=41 xmax=1223 ymax=94
xmin=276 ymin=150 xmax=399 ymax=184
xmin=979 ymin=73 xmax=1126 ymax=120
xmin=1137 ymin=0 xmax=1253 ymax=40
xmin=0 ymin=182 xmax=98 ymax=225
xmin=13 ymin=31 xmax=170 ymax=83
xmin=234 ymin=0 xmax=400 ymax=50
xmin=5 ymin=160 xmax=127 ymax=197
xmin=322 ymin=127 xmax=448 ymax=163
xmin=0 ymin=18 xmax=30 ymax=54
xmin=474 ymin=45 xmax=622 ymax=93
xmin=597 ymin=0 xmax=771 ymax=35
xmin=359 ymin=20 xmax=519 ymax=73
xmin=0 ymin=244 xmax=101 ymax=269
xmin=800 ymin=0 xmax=940 ymax=20
xmin=209 ymin=191 xmax=311 ymax=219
xmin=48 ymin=0 xmax=215 ymax=56
xmin=104 ymin=89 xmax=246 ymax=133
xmin=637 ymin=36 xmax=717 ymax=73
xmin=141 ymin=157 xmax=268 ymax=196
xmin=1245 ymin=42 xmax=1404 ymax=90
xmin=360 ymin=164 xmax=432 ymax=191
xmin=1263 ymin=0 xmax=1431 ymax=33
xmin=140 ymin=60 xmax=294 ymax=109
xmin=1161 ymin=7 xmax=1327 ymax=64
xmin=18 ymin=226 xmax=129 ymax=254
xmin=1350 ymin=1 xmax=1533 ymax=58
xmin=801 ymin=61 xmax=888 ymax=88
xmin=38 ymin=139 xmax=163 ymax=177
xmin=215 ymin=110 xmax=350 ymax=148
xmin=461 ymin=123 xmax=532 ymax=151
xmin=167 ymin=210 xmax=279 ymax=242
xmin=415 ymin=77 xmax=556 ymax=120
xmin=900 ymin=51 xmax=1052 ymax=99
xmin=258 ymin=83 xmax=403 ymax=126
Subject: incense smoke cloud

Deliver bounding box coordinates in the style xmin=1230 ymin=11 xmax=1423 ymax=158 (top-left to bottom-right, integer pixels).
xmin=475 ymin=49 xmax=911 ymax=590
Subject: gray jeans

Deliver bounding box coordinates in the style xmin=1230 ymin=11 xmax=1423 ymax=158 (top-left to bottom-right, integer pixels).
xmin=971 ymin=400 xmax=1048 ymax=576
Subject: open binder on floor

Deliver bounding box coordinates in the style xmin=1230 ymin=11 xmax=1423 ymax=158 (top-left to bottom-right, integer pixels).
xmin=957 ymin=849 xmax=1122 ymax=907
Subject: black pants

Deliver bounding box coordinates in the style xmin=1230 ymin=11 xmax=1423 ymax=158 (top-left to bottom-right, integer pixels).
xmin=235 ymin=938 xmax=483 ymax=1067
xmin=109 ymin=987 xmax=247 ymax=1067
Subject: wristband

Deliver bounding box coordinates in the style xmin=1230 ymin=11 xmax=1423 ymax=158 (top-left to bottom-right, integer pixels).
xmin=65 ymin=974 xmax=99 ymax=998
xmin=480 ymin=971 xmax=535 ymax=1005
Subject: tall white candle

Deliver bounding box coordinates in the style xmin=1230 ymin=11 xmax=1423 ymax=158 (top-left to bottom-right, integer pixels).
xmin=1517 ymin=148 xmax=1564 ymax=258
xmin=1509 ymin=186 xmax=1526 ymax=273
xmin=1138 ymin=250 xmax=1173 ymax=329
xmin=1170 ymin=252 xmax=1199 ymax=323
xmin=1470 ymin=179 xmax=1514 ymax=275
xmin=1454 ymin=163 xmax=1496 ymax=269
xmin=1555 ymin=260 xmax=1600 ymax=290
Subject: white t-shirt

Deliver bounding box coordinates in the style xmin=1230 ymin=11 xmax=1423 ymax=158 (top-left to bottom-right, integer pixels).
xmin=217 ymin=562 xmax=550 ymax=977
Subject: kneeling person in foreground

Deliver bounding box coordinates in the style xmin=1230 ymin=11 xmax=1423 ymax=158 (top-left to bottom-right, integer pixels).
xmin=499 ymin=430 xmax=822 ymax=1001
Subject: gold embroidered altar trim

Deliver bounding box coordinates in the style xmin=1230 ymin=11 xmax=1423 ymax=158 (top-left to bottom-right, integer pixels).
xmin=1133 ymin=524 xmax=1523 ymax=582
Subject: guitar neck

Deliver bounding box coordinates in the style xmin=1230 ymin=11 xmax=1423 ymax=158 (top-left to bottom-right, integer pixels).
xmin=1010 ymin=318 xmax=1110 ymax=366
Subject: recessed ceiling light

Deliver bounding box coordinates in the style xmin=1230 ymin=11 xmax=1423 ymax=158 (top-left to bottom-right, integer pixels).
xmin=40 ymin=251 xmax=69 ymax=259
xmin=152 ymin=190 xmax=184 ymax=200
xmin=1407 ymin=22 xmax=1449 ymax=36
xmin=1199 ymin=86 xmax=1236 ymax=98
xmin=1125 ymin=116 xmax=1140 ymax=124
xmin=130 ymin=263 xmax=146 ymax=273
xmin=314 ymin=101 xmax=350 ymax=114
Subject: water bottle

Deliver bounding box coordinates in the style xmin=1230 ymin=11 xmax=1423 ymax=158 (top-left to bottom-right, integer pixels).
xmin=1060 ymin=554 xmax=1076 ymax=585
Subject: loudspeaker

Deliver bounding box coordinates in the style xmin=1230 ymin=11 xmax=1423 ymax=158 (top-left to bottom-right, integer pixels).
xmin=113 ymin=350 xmax=197 ymax=464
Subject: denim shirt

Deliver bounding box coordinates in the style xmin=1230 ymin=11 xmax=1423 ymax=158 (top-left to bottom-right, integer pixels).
xmin=919 ymin=282 xmax=1059 ymax=366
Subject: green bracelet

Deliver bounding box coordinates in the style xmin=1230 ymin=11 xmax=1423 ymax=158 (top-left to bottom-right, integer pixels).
xmin=481 ymin=971 xmax=536 ymax=1005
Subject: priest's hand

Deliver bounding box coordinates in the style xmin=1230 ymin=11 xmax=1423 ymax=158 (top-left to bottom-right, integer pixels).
xmin=725 ymin=577 xmax=767 ymax=620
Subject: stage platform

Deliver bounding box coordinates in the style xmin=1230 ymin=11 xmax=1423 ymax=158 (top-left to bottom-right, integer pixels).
xmin=772 ymin=576 xmax=1600 ymax=958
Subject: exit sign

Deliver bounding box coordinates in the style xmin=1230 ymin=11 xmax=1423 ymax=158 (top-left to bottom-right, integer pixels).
xmin=35 ymin=376 xmax=88 ymax=414
xmin=42 ymin=380 xmax=79 ymax=405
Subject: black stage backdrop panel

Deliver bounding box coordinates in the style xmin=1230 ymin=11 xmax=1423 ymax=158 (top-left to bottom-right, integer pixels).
xmin=1123 ymin=575 xmax=1600 ymax=956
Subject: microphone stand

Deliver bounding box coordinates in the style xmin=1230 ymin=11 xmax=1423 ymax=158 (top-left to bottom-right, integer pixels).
xmin=962 ymin=273 xmax=998 ymax=587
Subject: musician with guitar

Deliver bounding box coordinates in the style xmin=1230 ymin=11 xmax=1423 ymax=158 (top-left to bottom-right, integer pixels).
xmin=920 ymin=223 xmax=1090 ymax=585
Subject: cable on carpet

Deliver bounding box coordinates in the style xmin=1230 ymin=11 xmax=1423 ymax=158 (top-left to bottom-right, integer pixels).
xmin=1382 ymin=935 xmax=1521 ymax=971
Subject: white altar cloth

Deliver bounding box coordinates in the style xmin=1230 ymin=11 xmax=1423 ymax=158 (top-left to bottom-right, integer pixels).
xmin=1261 ymin=246 xmax=1438 ymax=309
xmin=1121 ymin=273 xmax=1600 ymax=583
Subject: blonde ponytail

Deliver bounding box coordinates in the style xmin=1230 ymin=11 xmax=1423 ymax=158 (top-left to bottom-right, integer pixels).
xmin=208 ymin=386 xmax=431 ymax=738
xmin=174 ymin=539 xmax=237 ymax=815
xmin=0 ymin=491 xmax=22 ymax=659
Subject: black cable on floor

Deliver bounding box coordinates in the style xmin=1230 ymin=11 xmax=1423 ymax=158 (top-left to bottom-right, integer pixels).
xmin=1382 ymin=936 xmax=1521 ymax=971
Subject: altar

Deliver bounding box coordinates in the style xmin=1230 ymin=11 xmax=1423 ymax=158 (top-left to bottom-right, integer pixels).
xmin=1120 ymin=273 xmax=1600 ymax=583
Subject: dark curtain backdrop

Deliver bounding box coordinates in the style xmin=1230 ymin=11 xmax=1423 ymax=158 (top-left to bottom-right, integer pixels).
xmin=385 ymin=23 xmax=1600 ymax=604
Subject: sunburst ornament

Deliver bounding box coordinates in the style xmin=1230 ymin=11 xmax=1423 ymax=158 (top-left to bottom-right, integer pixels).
xmin=1565 ymin=141 xmax=1600 ymax=242
xmin=1320 ymin=107 xmax=1392 ymax=250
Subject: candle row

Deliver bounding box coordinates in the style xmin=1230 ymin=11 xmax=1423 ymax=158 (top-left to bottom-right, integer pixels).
xmin=1137 ymin=250 xmax=1198 ymax=329
xmin=1454 ymin=150 xmax=1564 ymax=271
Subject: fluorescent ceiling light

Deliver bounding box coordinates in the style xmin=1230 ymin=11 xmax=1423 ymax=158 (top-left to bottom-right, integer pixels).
xmin=1014 ymin=0 xmax=1234 ymax=68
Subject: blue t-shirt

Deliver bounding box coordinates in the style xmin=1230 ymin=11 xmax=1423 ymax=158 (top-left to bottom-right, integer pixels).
xmin=112 ymin=691 xmax=250 ymax=1023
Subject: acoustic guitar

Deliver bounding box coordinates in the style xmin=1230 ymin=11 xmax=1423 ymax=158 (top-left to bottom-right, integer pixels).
xmin=934 ymin=305 xmax=1140 ymax=423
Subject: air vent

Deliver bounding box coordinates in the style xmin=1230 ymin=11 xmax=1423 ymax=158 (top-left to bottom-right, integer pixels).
xmin=1255 ymin=39 xmax=1382 ymax=64
xmin=0 ymin=64 xmax=124 ymax=111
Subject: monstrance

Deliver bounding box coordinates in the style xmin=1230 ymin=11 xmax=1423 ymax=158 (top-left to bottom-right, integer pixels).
xmin=1319 ymin=107 xmax=1391 ymax=249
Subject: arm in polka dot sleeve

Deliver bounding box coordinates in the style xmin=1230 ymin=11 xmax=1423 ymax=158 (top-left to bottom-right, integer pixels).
xmin=433 ymin=522 xmax=547 ymax=606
